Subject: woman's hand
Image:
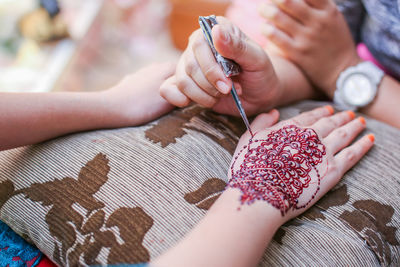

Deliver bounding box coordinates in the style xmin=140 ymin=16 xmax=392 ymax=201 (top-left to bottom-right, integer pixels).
xmin=259 ymin=0 xmax=361 ymax=97
xmin=159 ymin=16 xmax=282 ymax=116
xmin=153 ymin=106 xmax=374 ymax=267
xmin=229 ymin=105 xmax=374 ymax=222
xmin=102 ymin=62 xmax=176 ymax=127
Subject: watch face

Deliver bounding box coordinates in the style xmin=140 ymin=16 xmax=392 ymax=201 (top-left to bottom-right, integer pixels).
xmin=342 ymin=73 xmax=375 ymax=106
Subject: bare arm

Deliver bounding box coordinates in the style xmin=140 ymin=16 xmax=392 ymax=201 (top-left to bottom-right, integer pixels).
xmin=153 ymin=188 xmax=282 ymax=267
xmin=0 ymin=63 xmax=175 ymax=151
xmin=361 ymin=76 xmax=400 ymax=128
xmin=259 ymin=0 xmax=400 ymax=128
xmin=268 ymin=54 xmax=319 ymax=107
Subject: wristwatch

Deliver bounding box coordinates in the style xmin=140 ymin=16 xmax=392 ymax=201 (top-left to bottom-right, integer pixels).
xmin=333 ymin=61 xmax=384 ymax=110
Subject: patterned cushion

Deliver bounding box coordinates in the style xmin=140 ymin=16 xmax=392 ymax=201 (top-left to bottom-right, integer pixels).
xmin=0 ymin=101 xmax=399 ymax=266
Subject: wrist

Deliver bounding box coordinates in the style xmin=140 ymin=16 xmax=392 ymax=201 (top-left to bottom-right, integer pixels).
xmin=211 ymin=188 xmax=285 ymax=232
xmin=267 ymin=54 xmax=317 ymax=108
xmin=325 ymin=53 xmax=363 ymax=98
xmin=95 ymin=89 xmax=128 ymax=128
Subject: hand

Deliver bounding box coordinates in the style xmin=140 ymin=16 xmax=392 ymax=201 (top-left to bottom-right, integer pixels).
xmin=102 ymin=62 xmax=176 ymax=126
xmin=160 ymin=17 xmax=282 ymax=116
xmin=229 ymin=106 xmax=374 ymax=223
xmin=259 ymin=0 xmax=361 ymax=97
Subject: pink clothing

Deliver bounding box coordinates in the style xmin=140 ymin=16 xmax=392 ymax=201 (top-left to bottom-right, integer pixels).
xmin=225 ymin=0 xmax=268 ymax=47
xmin=357 ymin=43 xmax=388 ymax=74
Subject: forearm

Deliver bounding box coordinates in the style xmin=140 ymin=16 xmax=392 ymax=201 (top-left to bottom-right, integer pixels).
xmin=0 ymin=91 xmax=120 ymax=151
xmin=361 ymin=75 xmax=400 ymax=128
xmin=152 ymin=188 xmax=283 ymax=267
xmin=269 ymin=55 xmax=320 ymax=107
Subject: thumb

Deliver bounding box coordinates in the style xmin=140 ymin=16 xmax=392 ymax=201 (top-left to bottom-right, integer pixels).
xmin=237 ymin=109 xmax=280 ymax=144
xmin=212 ymin=19 xmax=269 ymax=72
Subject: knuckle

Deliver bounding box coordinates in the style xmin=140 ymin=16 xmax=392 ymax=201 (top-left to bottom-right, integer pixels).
xmin=328 ymin=162 xmax=339 ymax=176
xmin=293 ymin=41 xmax=309 ymax=54
xmin=325 ymin=117 xmax=337 ymax=128
xmin=336 ymin=129 xmax=348 ymax=139
xmin=345 ymin=150 xmax=356 ymax=162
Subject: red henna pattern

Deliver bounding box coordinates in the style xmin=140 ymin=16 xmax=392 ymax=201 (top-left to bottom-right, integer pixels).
xmin=228 ymin=125 xmax=326 ymax=216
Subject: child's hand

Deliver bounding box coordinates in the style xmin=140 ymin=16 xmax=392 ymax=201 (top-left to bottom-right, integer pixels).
xmin=159 ymin=17 xmax=282 ymax=116
xmin=259 ymin=0 xmax=361 ymax=98
xmin=102 ymin=62 xmax=176 ymax=126
xmin=229 ymin=106 xmax=374 ymax=222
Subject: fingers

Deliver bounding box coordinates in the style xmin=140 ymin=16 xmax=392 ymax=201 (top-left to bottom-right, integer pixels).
xmin=175 ymin=49 xmax=218 ymax=108
xmin=184 ymin=54 xmax=222 ymax=98
xmin=261 ymin=23 xmax=293 ymax=52
xmin=325 ymin=117 xmax=367 ymax=155
xmin=159 ymin=75 xmax=190 ymax=107
xmin=335 ymin=134 xmax=375 ymax=175
xmin=191 ymin=32 xmax=231 ymax=95
xmin=291 ymin=105 xmax=334 ymax=126
xmin=270 ymin=0 xmax=313 ymax=25
xmin=312 ymin=110 xmax=356 ymax=138
xmin=305 ymin=0 xmax=332 ymax=9
xmin=259 ymin=3 xmax=302 ymax=37
xmin=212 ymin=22 xmax=270 ymax=72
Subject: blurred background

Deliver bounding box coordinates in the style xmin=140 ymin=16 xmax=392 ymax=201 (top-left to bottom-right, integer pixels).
xmin=0 ymin=0 xmax=237 ymax=93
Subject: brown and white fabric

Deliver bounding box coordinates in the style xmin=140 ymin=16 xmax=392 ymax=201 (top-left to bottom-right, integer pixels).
xmin=0 ymin=101 xmax=399 ymax=266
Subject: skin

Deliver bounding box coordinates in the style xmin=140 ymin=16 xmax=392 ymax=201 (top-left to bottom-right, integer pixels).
xmin=153 ymin=106 xmax=374 ymax=267
xmin=1 ymin=62 xmax=373 ymax=266
xmin=159 ymin=17 xmax=317 ymax=117
xmin=0 ymin=63 xmax=175 ymax=151
xmin=258 ymin=0 xmax=400 ymax=128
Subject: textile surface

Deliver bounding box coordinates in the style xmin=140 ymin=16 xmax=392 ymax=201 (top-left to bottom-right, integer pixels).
xmin=0 ymin=220 xmax=42 ymax=267
xmin=0 ymin=101 xmax=399 ymax=266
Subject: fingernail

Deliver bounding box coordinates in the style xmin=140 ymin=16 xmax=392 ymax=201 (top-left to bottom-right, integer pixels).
xmin=324 ymin=105 xmax=334 ymax=115
xmin=261 ymin=24 xmax=275 ymax=35
xmin=262 ymin=5 xmax=278 ymax=19
xmin=274 ymin=0 xmax=285 ymax=4
xmin=367 ymin=134 xmax=375 ymax=143
xmin=359 ymin=116 xmax=366 ymax=125
xmin=216 ymin=80 xmax=231 ymax=94
xmin=346 ymin=110 xmax=356 ymax=120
